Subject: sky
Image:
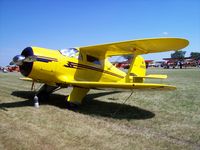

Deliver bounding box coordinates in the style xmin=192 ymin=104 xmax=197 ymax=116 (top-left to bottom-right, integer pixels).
xmin=0 ymin=0 xmax=200 ymax=66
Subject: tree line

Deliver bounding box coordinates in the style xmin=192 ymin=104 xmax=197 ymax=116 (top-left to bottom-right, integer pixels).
xmin=171 ymin=51 xmax=200 ymax=60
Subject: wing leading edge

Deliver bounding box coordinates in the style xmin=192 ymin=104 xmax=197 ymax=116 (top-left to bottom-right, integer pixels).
xmin=65 ymin=81 xmax=176 ymax=90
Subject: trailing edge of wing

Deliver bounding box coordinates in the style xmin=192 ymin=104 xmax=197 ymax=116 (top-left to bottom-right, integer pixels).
xmin=79 ymin=37 xmax=189 ymax=56
xmin=66 ymin=81 xmax=176 ymax=90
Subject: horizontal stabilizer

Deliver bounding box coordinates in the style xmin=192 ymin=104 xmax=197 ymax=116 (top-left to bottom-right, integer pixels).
xmin=132 ymin=74 xmax=167 ymax=79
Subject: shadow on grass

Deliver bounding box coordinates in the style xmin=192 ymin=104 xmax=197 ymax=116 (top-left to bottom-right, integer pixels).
xmin=0 ymin=91 xmax=155 ymax=120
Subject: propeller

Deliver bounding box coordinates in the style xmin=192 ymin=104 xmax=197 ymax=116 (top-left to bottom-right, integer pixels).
xmin=10 ymin=55 xmax=37 ymax=66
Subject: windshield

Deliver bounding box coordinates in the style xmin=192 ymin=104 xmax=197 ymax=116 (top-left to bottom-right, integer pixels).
xmin=60 ymin=48 xmax=79 ymax=58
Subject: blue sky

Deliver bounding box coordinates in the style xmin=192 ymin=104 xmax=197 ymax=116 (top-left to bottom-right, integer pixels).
xmin=0 ymin=0 xmax=199 ymax=66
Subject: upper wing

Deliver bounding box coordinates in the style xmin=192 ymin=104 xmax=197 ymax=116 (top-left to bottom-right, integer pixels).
xmin=79 ymin=37 xmax=189 ymax=56
xmin=65 ymin=81 xmax=176 ymax=90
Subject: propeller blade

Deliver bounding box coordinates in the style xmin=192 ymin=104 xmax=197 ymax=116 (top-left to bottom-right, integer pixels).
xmin=23 ymin=55 xmax=37 ymax=62
xmin=11 ymin=55 xmax=37 ymax=66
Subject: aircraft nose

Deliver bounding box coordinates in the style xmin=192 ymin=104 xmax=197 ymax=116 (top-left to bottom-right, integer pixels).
xmin=11 ymin=49 xmax=37 ymax=66
xmin=12 ymin=55 xmax=26 ymax=65
xmin=14 ymin=47 xmax=35 ymax=76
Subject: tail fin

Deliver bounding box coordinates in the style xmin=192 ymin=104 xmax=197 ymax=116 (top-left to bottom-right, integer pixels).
xmin=126 ymin=55 xmax=146 ymax=83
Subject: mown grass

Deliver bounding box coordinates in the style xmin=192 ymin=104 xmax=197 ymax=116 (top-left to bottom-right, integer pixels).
xmin=0 ymin=68 xmax=200 ymax=150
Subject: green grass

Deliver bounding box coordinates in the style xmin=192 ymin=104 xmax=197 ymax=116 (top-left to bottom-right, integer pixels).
xmin=0 ymin=68 xmax=200 ymax=150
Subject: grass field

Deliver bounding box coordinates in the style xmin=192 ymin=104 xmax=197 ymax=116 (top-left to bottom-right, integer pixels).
xmin=0 ymin=68 xmax=200 ymax=150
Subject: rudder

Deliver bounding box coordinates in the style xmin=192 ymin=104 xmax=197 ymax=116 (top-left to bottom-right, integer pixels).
xmin=126 ymin=55 xmax=146 ymax=83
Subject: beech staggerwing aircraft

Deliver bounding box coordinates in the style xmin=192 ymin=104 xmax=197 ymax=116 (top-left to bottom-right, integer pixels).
xmin=11 ymin=37 xmax=189 ymax=108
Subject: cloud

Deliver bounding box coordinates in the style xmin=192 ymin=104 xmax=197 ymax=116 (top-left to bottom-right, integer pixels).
xmin=162 ymin=32 xmax=169 ymax=35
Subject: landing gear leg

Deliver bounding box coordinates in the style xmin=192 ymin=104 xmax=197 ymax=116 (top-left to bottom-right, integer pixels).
xmin=33 ymin=84 xmax=59 ymax=108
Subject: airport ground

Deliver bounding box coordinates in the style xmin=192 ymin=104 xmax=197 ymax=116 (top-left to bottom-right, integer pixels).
xmin=0 ymin=68 xmax=200 ymax=150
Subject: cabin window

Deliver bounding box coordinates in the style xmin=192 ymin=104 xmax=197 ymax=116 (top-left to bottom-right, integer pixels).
xmin=60 ymin=48 xmax=80 ymax=59
xmin=86 ymin=55 xmax=101 ymax=65
xmin=78 ymin=52 xmax=83 ymax=61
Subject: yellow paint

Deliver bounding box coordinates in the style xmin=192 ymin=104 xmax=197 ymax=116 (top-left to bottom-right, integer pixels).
xmin=20 ymin=38 xmax=189 ymax=104
xmin=126 ymin=55 xmax=146 ymax=83
xmin=67 ymin=87 xmax=89 ymax=104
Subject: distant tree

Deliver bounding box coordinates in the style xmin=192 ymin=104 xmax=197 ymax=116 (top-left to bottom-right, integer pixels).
xmin=170 ymin=51 xmax=186 ymax=69
xmin=190 ymin=52 xmax=200 ymax=60
xmin=171 ymin=51 xmax=186 ymax=59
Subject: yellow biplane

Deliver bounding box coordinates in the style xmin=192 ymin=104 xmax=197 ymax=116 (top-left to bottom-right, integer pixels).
xmin=11 ymin=37 xmax=189 ymax=108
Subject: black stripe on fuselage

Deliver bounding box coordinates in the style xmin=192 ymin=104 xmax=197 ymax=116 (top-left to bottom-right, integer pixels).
xmin=64 ymin=61 xmax=124 ymax=79
xmin=36 ymin=55 xmax=58 ymax=63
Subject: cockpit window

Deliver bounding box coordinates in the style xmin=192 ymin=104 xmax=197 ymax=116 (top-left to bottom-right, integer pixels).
xmin=60 ymin=48 xmax=79 ymax=58
xmin=87 ymin=55 xmax=101 ymax=65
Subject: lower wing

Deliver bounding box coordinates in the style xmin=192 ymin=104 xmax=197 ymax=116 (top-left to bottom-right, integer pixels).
xmin=65 ymin=81 xmax=176 ymax=90
xmin=20 ymin=78 xmax=175 ymax=90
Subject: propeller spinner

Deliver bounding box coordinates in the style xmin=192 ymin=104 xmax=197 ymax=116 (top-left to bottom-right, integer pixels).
xmin=11 ymin=55 xmax=36 ymax=66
